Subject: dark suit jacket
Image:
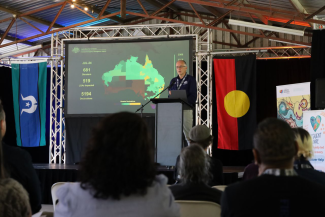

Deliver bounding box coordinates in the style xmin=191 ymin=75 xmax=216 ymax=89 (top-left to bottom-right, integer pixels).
xmin=175 ymin=155 xmax=224 ymax=185
xmin=294 ymin=159 xmax=325 ymax=187
xmin=169 ymin=182 xmax=222 ymax=204
xmin=221 ymin=174 xmax=325 ymax=217
xmin=2 ymin=142 xmax=42 ymax=214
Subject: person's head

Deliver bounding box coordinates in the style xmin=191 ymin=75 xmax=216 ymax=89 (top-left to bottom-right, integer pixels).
xmin=176 ymin=60 xmax=187 ymax=78
xmin=253 ymin=118 xmax=297 ymax=170
xmin=292 ymin=128 xmax=313 ymax=160
xmin=180 ymin=144 xmax=210 ymax=184
xmin=0 ymin=179 xmax=31 ymax=217
xmin=79 ymin=112 xmax=156 ymax=200
xmin=188 ymin=125 xmax=213 ymax=150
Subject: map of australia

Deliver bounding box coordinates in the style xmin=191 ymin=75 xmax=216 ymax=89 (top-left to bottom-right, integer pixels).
xmin=102 ymin=55 xmax=165 ymax=100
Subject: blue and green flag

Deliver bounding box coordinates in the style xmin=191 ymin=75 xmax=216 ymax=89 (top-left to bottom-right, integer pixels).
xmin=11 ymin=62 xmax=47 ymax=147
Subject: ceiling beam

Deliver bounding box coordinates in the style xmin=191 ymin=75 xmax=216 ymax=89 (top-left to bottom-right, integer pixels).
xmin=121 ymin=0 xmax=126 ymax=19
xmin=243 ymin=0 xmax=268 ymax=24
xmin=156 ymin=0 xmax=180 ymax=12
xmin=70 ymin=0 xmax=124 ymax=23
xmin=144 ymin=0 xmax=179 ymax=12
xmin=137 ymin=0 xmax=149 ymax=16
xmin=125 ymin=11 xmax=311 ymax=46
xmin=151 ymin=0 xmax=177 ymax=16
xmin=176 ymin=0 xmax=325 ymax=26
xmin=0 ymin=4 xmax=63 ymax=28
xmin=46 ymin=2 xmax=67 ymax=33
xmin=304 ymin=5 xmax=325 ymax=21
xmin=0 ymin=33 xmax=35 ymax=46
xmin=0 ymin=18 xmax=16 ymax=45
xmin=289 ymin=0 xmax=312 ymax=27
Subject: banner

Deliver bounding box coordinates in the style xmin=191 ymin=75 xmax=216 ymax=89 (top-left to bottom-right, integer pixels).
xmin=303 ymin=110 xmax=325 ymax=172
xmin=276 ymin=82 xmax=310 ymax=128
xmin=11 ymin=62 xmax=47 ymax=147
xmin=213 ymin=55 xmax=256 ymax=150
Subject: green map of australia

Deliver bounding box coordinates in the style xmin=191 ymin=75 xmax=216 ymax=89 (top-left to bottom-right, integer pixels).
xmin=102 ymin=55 xmax=165 ymax=100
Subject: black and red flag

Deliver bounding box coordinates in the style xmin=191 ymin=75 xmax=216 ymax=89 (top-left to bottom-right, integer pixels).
xmin=213 ymin=55 xmax=256 ymax=150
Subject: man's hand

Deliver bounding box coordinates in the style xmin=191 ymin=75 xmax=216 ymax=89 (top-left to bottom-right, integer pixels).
xmin=169 ymin=91 xmax=171 ymax=95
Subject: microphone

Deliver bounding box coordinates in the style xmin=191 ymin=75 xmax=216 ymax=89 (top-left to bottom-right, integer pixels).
xmin=168 ymin=80 xmax=176 ymax=89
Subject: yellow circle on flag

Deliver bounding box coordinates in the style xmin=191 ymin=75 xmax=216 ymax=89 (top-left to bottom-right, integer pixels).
xmin=224 ymin=90 xmax=250 ymax=118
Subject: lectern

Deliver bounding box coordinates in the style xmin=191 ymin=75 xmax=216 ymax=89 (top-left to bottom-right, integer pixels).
xmin=150 ymin=98 xmax=193 ymax=166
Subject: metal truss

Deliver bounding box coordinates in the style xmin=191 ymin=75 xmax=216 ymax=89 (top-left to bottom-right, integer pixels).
xmin=50 ymin=23 xmax=213 ymax=163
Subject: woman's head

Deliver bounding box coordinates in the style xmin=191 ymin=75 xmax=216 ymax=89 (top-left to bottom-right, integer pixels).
xmin=292 ymin=128 xmax=313 ymax=160
xmin=79 ymin=112 xmax=156 ymax=200
xmin=180 ymin=144 xmax=210 ymax=184
xmin=188 ymin=125 xmax=213 ymax=150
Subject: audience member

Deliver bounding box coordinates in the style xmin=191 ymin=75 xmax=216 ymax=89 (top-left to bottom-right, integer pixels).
xmin=293 ymin=127 xmax=325 ymax=186
xmin=170 ymin=144 xmax=222 ymax=204
xmin=242 ymin=163 xmax=258 ymax=180
xmin=0 ymin=100 xmax=42 ymax=214
xmin=175 ymin=125 xmax=223 ymax=185
xmin=221 ymin=118 xmax=325 ymax=217
xmin=55 ymin=112 xmax=180 ymax=217
xmin=0 ymin=100 xmax=32 ymax=217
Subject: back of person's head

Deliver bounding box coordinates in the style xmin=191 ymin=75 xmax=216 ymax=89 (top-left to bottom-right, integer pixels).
xmin=292 ymin=128 xmax=313 ymax=160
xmin=188 ymin=125 xmax=213 ymax=150
xmin=0 ymin=179 xmax=31 ymax=217
xmin=254 ymin=118 xmax=297 ymax=166
xmin=79 ymin=112 xmax=156 ymax=200
xmin=180 ymin=144 xmax=210 ymax=184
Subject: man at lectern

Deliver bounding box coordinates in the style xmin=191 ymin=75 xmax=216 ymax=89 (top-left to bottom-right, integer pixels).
xmin=168 ymin=60 xmax=197 ymax=145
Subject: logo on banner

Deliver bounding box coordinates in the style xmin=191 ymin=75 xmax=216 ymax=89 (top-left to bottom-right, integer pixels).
xmin=310 ymin=115 xmax=321 ymax=132
xmin=72 ymin=47 xmax=80 ymax=53
xmin=21 ymin=94 xmax=38 ymax=115
xmin=279 ymin=89 xmax=290 ymax=94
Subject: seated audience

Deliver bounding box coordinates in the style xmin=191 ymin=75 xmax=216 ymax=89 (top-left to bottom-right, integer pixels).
xmin=175 ymin=125 xmax=223 ymax=185
xmin=221 ymin=118 xmax=325 ymax=217
xmin=170 ymin=144 xmax=222 ymax=204
xmin=293 ymin=127 xmax=325 ymax=186
xmin=0 ymin=100 xmax=42 ymax=214
xmin=55 ymin=112 xmax=180 ymax=217
xmin=0 ymin=100 xmax=32 ymax=217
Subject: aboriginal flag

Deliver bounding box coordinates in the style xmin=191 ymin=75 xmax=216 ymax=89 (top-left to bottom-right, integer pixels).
xmin=11 ymin=62 xmax=47 ymax=147
xmin=213 ymin=55 xmax=256 ymax=150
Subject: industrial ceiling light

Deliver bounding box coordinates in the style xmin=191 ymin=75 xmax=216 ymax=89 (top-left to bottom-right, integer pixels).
xmin=71 ymin=4 xmax=75 ymax=8
xmin=228 ymin=19 xmax=305 ymax=36
xmin=84 ymin=7 xmax=88 ymax=11
xmin=0 ymin=45 xmax=42 ymax=59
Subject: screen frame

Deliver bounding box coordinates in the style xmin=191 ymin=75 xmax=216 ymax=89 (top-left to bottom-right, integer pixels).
xmin=64 ymin=37 xmax=194 ymax=117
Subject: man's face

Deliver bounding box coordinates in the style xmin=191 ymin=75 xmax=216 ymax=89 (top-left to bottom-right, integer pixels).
xmin=176 ymin=61 xmax=187 ymax=78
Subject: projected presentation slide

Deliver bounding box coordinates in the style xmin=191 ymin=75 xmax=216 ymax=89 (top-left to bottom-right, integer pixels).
xmin=65 ymin=38 xmax=192 ymax=116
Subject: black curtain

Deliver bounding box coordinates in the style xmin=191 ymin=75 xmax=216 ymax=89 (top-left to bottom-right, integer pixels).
xmin=0 ymin=66 xmax=51 ymax=163
xmin=311 ymin=30 xmax=325 ymax=109
xmin=212 ymin=58 xmax=311 ymax=166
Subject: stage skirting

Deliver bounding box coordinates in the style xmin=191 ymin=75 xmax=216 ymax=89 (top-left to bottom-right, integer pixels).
xmin=34 ymin=164 xmax=243 ymax=204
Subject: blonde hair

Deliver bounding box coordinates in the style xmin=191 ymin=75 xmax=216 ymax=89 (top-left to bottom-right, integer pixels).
xmin=293 ymin=128 xmax=313 ymax=159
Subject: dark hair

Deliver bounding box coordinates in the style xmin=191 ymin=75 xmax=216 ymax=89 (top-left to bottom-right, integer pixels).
xmin=0 ymin=100 xmax=6 ymax=179
xmin=79 ymin=112 xmax=156 ymax=200
xmin=254 ymin=118 xmax=296 ymax=165
xmin=180 ymin=144 xmax=210 ymax=184
xmin=189 ymin=136 xmax=213 ymax=150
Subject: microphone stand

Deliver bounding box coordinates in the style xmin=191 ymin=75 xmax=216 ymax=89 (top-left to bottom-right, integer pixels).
xmin=135 ymin=82 xmax=174 ymax=117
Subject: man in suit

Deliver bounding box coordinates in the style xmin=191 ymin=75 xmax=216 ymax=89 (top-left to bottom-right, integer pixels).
xmin=0 ymin=100 xmax=42 ymax=214
xmin=221 ymin=118 xmax=325 ymax=217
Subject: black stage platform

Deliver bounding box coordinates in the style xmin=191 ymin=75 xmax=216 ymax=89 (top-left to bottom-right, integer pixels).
xmin=34 ymin=164 xmax=244 ymax=204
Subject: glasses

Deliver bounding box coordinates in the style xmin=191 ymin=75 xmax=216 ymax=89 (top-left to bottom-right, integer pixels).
xmin=176 ymin=66 xmax=186 ymax=69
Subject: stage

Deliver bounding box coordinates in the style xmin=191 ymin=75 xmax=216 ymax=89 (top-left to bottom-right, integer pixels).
xmin=34 ymin=164 xmax=244 ymax=204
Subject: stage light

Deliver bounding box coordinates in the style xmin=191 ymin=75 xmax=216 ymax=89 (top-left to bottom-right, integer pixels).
xmin=84 ymin=7 xmax=88 ymax=11
xmin=228 ymin=19 xmax=305 ymax=36
xmin=72 ymin=0 xmax=76 ymax=2
xmin=71 ymin=4 xmax=75 ymax=8
xmin=0 ymin=45 xmax=42 ymax=59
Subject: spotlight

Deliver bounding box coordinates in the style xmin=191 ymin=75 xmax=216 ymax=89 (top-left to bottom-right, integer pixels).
xmin=71 ymin=4 xmax=75 ymax=8
xmin=84 ymin=7 xmax=88 ymax=11
xmin=72 ymin=0 xmax=76 ymax=2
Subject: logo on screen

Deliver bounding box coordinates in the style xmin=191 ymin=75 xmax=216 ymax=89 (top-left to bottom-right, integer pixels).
xmin=279 ymin=90 xmax=283 ymax=93
xmin=72 ymin=47 xmax=80 ymax=53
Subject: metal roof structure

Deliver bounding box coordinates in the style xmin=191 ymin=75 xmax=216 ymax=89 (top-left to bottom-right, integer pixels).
xmin=0 ymin=0 xmax=324 ymax=56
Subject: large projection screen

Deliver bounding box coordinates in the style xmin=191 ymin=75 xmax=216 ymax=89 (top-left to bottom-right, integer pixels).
xmin=65 ymin=38 xmax=193 ymax=116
